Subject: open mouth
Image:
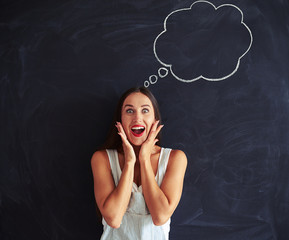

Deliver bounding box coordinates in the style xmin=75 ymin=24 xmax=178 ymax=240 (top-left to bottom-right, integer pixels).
xmin=131 ymin=125 xmax=145 ymax=137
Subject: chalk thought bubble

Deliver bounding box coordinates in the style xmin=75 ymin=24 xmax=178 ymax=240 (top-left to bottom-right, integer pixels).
xmin=144 ymin=0 xmax=253 ymax=87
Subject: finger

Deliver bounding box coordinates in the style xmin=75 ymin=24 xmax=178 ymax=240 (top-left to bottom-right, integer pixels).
xmin=118 ymin=132 xmax=128 ymax=144
xmin=116 ymin=122 xmax=128 ymax=142
xmin=153 ymin=139 xmax=159 ymax=145
xmin=147 ymin=120 xmax=160 ymax=137
xmin=152 ymin=120 xmax=160 ymax=131
xmin=115 ymin=122 xmax=122 ymax=137
xmin=148 ymin=123 xmax=163 ymax=141
xmin=155 ymin=123 xmax=164 ymax=134
xmin=145 ymin=132 xmax=159 ymax=146
xmin=115 ymin=122 xmax=120 ymax=133
xmin=116 ymin=122 xmax=126 ymax=137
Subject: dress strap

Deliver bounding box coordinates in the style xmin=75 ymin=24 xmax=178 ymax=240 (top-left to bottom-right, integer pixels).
xmin=106 ymin=148 xmax=172 ymax=187
xmin=156 ymin=148 xmax=172 ymax=186
xmin=106 ymin=149 xmax=121 ymax=186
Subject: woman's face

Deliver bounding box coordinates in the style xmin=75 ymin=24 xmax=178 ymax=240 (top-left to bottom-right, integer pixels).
xmin=121 ymin=92 xmax=156 ymax=146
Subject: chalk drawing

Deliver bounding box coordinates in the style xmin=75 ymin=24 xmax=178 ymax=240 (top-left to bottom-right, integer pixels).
xmin=144 ymin=67 xmax=169 ymax=87
xmin=158 ymin=67 xmax=169 ymax=78
xmin=144 ymin=0 xmax=253 ymax=87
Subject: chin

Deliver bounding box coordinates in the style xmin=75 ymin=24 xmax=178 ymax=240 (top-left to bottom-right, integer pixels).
xmin=130 ymin=140 xmax=144 ymax=147
xmin=129 ymin=136 xmax=146 ymax=147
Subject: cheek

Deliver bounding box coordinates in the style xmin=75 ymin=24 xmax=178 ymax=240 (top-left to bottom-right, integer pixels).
xmin=121 ymin=114 xmax=127 ymax=125
xmin=121 ymin=116 xmax=130 ymax=132
xmin=146 ymin=118 xmax=156 ymax=130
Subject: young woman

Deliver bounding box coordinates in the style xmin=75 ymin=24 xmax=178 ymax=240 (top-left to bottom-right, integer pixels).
xmin=91 ymin=87 xmax=187 ymax=240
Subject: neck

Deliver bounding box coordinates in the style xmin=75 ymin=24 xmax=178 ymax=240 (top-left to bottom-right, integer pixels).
xmin=118 ymin=145 xmax=160 ymax=162
xmin=132 ymin=144 xmax=160 ymax=158
xmin=132 ymin=145 xmax=141 ymax=160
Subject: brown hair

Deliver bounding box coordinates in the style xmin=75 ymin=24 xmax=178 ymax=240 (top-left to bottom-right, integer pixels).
xmin=99 ymin=87 xmax=162 ymax=151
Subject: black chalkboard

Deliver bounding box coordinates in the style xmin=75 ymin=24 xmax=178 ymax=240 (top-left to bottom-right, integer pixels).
xmin=1 ymin=0 xmax=289 ymax=239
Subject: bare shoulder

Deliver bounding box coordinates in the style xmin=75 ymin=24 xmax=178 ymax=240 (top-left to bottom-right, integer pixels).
xmin=166 ymin=149 xmax=187 ymax=172
xmin=169 ymin=149 xmax=187 ymax=164
xmin=161 ymin=149 xmax=187 ymax=190
xmin=91 ymin=150 xmax=109 ymax=169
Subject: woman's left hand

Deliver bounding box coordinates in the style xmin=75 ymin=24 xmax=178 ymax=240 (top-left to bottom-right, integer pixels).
xmin=139 ymin=120 xmax=163 ymax=162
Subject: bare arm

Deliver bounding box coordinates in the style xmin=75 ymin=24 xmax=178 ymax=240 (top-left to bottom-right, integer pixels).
xmin=138 ymin=121 xmax=187 ymax=225
xmin=91 ymin=122 xmax=136 ymax=228
xmin=140 ymin=149 xmax=187 ymax=226
xmin=91 ymin=150 xmax=134 ymax=228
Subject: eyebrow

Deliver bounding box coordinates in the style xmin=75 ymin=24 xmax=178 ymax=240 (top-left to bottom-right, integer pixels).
xmin=123 ymin=104 xmax=151 ymax=108
xmin=141 ymin=104 xmax=151 ymax=108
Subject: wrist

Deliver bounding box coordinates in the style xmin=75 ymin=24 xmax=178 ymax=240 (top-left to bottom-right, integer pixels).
xmin=139 ymin=156 xmax=150 ymax=166
xmin=124 ymin=160 xmax=135 ymax=168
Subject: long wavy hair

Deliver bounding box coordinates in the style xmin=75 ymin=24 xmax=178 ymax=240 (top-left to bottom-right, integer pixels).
xmin=99 ymin=87 xmax=162 ymax=151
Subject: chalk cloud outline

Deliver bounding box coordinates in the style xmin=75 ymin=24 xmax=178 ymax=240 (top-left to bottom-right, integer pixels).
xmin=153 ymin=0 xmax=253 ymax=83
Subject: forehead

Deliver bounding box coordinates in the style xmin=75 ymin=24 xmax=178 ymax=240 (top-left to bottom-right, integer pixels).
xmin=122 ymin=92 xmax=153 ymax=107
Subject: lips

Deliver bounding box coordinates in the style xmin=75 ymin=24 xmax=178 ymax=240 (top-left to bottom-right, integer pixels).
xmin=131 ymin=125 xmax=145 ymax=137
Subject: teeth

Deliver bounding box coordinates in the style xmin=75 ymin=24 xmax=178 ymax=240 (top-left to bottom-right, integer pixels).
xmin=132 ymin=126 xmax=145 ymax=130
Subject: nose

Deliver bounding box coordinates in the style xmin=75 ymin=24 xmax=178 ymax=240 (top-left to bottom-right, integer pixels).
xmin=133 ymin=111 xmax=142 ymax=123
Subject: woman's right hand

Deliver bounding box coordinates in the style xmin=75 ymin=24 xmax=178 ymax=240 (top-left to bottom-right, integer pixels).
xmin=116 ymin=122 xmax=136 ymax=164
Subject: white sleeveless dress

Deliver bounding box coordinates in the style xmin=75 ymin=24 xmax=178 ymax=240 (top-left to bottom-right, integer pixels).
xmin=100 ymin=148 xmax=172 ymax=240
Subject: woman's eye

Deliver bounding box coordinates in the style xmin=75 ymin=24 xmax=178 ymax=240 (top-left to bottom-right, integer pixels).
xmin=126 ymin=109 xmax=134 ymax=113
xmin=142 ymin=108 xmax=149 ymax=113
